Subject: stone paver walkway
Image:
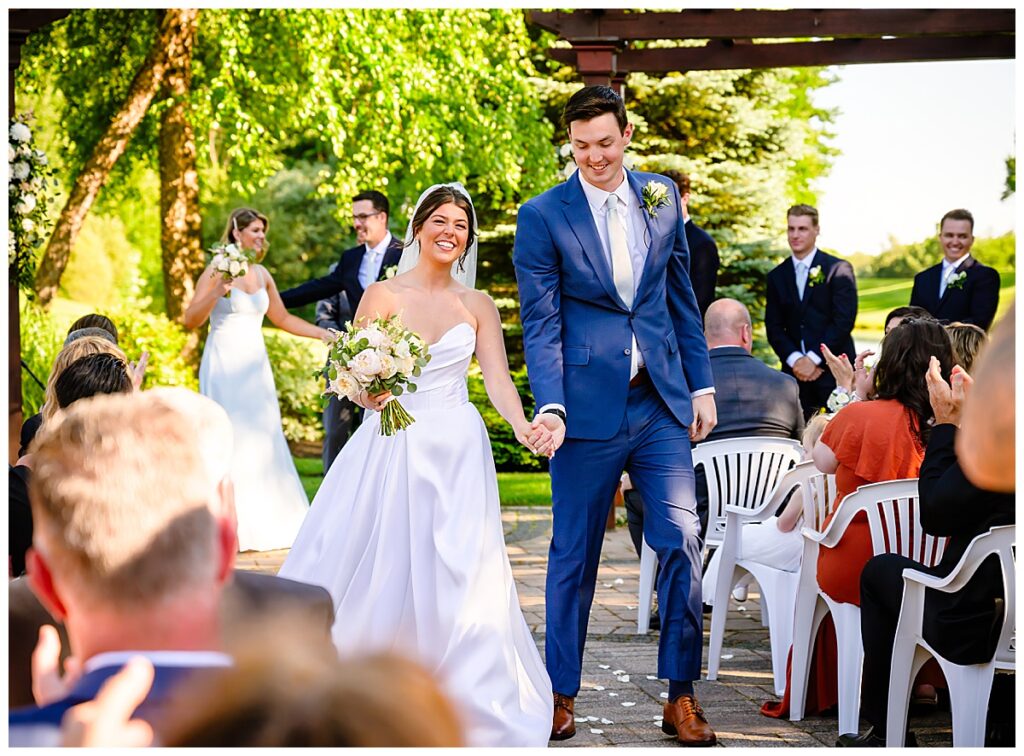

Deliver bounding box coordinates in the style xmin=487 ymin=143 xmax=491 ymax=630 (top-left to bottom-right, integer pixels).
xmin=237 ymin=507 xmax=955 ymax=747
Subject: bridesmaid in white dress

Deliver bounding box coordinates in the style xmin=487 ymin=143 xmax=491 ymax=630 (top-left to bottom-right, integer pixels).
xmin=184 ymin=208 xmax=330 ymax=552
xmin=279 ymin=184 xmax=564 ymax=747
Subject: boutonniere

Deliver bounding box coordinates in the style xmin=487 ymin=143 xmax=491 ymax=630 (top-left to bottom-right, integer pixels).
xmin=383 ymin=265 xmax=399 ymax=280
xmin=806 ymin=265 xmax=824 ymax=287
xmin=946 ymin=270 xmax=967 ymax=290
xmin=640 ymin=180 xmax=671 ymax=219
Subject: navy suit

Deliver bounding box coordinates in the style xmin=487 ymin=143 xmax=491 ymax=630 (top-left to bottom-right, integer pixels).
xmin=280 ymin=236 xmax=403 ymax=472
xmin=514 ymin=169 xmax=713 ymax=694
xmin=765 ymin=250 xmax=857 ymax=418
xmin=909 ymin=256 xmax=1000 ymax=331
xmin=684 ymin=219 xmax=719 ymax=319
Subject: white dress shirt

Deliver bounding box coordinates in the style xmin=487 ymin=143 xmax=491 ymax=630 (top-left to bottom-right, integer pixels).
xmin=358 ymin=232 xmax=393 ymax=290
xmin=786 ymin=248 xmax=823 ymax=369
xmin=939 ymin=254 xmax=970 ymax=298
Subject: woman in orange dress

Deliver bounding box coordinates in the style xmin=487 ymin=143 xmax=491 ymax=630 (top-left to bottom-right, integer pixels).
xmin=761 ymin=317 xmax=954 ymax=719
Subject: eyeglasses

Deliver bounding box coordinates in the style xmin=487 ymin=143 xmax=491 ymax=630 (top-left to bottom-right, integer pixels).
xmin=351 ymin=211 xmax=382 ymax=223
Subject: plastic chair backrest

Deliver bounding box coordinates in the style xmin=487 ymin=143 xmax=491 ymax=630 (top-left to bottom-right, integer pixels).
xmin=693 ymin=436 xmax=804 ymax=545
xmin=803 ymin=470 xmax=836 ymax=532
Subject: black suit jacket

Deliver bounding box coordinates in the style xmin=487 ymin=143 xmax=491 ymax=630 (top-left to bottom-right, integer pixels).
xmin=765 ymin=249 xmax=857 ymax=370
xmin=280 ymin=235 xmax=404 ymax=314
xmin=684 ymin=220 xmax=719 ymax=318
xmin=909 ymin=256 xmax=1000 ymax=331
xmin=917 ymin=424 xmax=1015 ymax=664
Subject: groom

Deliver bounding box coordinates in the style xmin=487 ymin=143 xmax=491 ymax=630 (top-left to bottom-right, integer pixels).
xmin=513 ymin=86 xmax=718 ymax=745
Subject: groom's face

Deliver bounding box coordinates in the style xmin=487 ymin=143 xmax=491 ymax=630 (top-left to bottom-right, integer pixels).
xmin=568 ymin=113 xmax=633 ymax=192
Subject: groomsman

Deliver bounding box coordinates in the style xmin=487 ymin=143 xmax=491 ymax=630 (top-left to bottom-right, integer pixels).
xmin=663 ymin=170 xmax=719 ymax=319
xmin=280 ymin=190 xmax=403 ymax=473
xmin=909 ymin=208 xmax=1000 ymax=331
xmin=765 ymin=204 xmax=857 ymax=419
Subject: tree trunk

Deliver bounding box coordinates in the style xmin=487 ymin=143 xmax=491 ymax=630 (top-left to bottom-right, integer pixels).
xmin=158 ymin=8 xmax=202 ymax=366
xmin=33 ymin=8 xmax=200 ymax=306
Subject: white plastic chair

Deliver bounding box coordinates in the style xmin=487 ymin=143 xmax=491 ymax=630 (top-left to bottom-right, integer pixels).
xmin=789 ymin=478 xmax=948 ymax=737
xmin=886 ymin=524 xmax=1015 ymax=747
xmin=705 ymin=461 xmax=831 ymax=695
xmin=636 ymin=436 xmax=804 ymax=634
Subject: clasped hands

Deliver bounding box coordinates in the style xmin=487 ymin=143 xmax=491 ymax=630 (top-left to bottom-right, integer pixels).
xmin=791 ymin=355 xmax=824 ymax=382
xmin=515 ymin=413 xmax=565 ymax=459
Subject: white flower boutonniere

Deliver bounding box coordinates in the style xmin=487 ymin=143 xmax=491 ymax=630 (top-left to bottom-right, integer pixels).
xmin=807 ymin=265 xmax=824 ymax=287
xmin=640 ymin=180 xmax=671 ymax=219
xmin=946 ymin=270 xmax=967 ymax=291
xmin=383 ymin=265 xmax=399 ymax=280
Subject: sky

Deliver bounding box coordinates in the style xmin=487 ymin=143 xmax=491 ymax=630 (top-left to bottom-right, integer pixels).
xmin=812 ymin=59 xmax=1016 ymax=256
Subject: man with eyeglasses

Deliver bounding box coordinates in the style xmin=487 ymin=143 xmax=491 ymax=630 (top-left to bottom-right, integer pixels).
xmin=281 ymin=190 xmax=404 ymax=473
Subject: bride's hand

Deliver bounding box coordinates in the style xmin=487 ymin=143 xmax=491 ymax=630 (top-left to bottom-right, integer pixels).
xmin=356 ymin=388 xmax=392 ymax=412
xmin=528 ymin=414 xmax=566 ymax=458
xmin=513 ymin=419 xmax=549 ymax=457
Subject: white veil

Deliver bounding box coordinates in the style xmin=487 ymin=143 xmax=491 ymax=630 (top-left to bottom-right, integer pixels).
xmin=395 ymin=182 xmax=478 ymax=289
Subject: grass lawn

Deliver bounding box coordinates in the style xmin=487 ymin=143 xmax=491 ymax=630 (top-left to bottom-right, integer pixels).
xmin=293 ymin=455 xmax=552 ymax=507
xmin=852 ymin=272 xmax=1015 ymax=348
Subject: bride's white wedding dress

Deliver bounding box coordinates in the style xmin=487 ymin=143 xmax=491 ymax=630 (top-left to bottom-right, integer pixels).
xmin=278 ymin=322 xmax=552 ymax=747
xmin=199 ymin=287 xmax=309 ymax=552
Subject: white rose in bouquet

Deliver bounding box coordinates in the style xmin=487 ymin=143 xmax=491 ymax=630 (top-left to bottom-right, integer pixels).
xmin=395 ymin=354 xmax=416 ymax=376
xmin=332 ymin=372 xmax=363 ymax=401
xmin=378 ymin=353 xmax=398 ymax=380
xmin=229 ymin=260 xmax=242 ymax=276
xmin=9 ymin=122 xmax=31 ymax=142
xmin=356 ymin=327 xmax=385 ymax=349
xmin=12 ymin=162 xmax=30 ymax=180
xmin=22 ymin=218 xmax=34 ymax=232
xmin=350 ymin=348 xmax=383 ymax=378
xmin=393 ymin=339 xmax=412 ymax=360
xmin=16 ymin=194 xmax=36 ymax=214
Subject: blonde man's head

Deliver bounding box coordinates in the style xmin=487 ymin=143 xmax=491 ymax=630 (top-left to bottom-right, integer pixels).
xmin=29 ymin=390 xmax=220 ymax=610
xmin=40 ymin=336 xmax=128 ymax=423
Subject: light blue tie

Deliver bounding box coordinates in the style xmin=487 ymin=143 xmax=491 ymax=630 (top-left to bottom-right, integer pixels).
xmin=795 ymin=261 xmax=808 ymax=299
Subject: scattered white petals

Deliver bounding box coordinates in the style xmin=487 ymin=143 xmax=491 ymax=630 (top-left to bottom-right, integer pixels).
xmin=586 ymin=716 xmax=599 ymax=722
xmin=655 ymin=719 xmax=663 ymax=727
xmin=614 ymin=578 xmax=624 ymax=585
xmin=660 ymin=692 xmax=669 ymax=699
xmin=653 ymin=716 xmax=663 ymax=721
xmin=590 ymin=728 xmax=604 ymax=735
xmin=608 ymin=692 xmax=619 ymax=697
xmin=646 ymin=675 xmax=659 ymax=680
xmin=737 ymin=605 xmax=747 ymax=612
xmin=720 ymin=653 xmax=734 ymax=660
xmin=616 ymin=674 xmax=630 ymax=682
xmin=594 ymin=685 xmax=605 ymax=691
xmin=613 ymin=669 xmax=626 ymax=675
xmin=598 ymin=664 xmax=610 ymax=669
xmin=574 ymin=717 xmax=587 ymax=723
xmin=627 ymin=605 xmax=636 ymax=610
xmin=600 ymin=718 xmax=613 ymax=725
xmin=603 ymin=583 xmax=613 ymax=588
xmin=621 ymin=701 xmax=636 ymax=707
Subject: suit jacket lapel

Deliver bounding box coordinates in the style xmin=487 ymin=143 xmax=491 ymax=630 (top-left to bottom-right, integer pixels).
xmin=626 ymin=171 xmax=662 ymax=300
xmin=561 ymin=173 xmax=623 ymax=307
xmin=936 ymin=256 xmax=975 ymax=308
xmin=781 ymin=257 xmax=801 ymax=309
xmin=798 ymin=255 xmax=821 ymax=314
xmin=376 ymin=237 xmax=404 ymax=281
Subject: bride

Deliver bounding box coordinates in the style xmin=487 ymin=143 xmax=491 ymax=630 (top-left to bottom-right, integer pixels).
xmin=185 ymin=208 xmax=329 ymax=552
xmin=278 ymin=183 xmax=563 ymax=747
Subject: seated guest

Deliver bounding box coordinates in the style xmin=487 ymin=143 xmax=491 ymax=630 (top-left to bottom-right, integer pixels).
xmin=838 ymin=359 xmax=1014 ymax=747
xmin=53 ymin=353 xmax=133 ymax=411
xmin=19 ymin=335 xmax=129 ymax=457
xmin=702 ymin=413 xmax=831 ymax=605
xmin=909 ymin=208 xmax=1001 ymax=330
xmin=944 ymin=321 xmax=986 ymax=373
xmin=8 ymin=390 xmax=238 ymax=746
xmin=624 ymin=298 xmax=804 ymax=555
xmin=66 ymin=313 xmax=119 ymax=344
xmin=882 ymin=305 xmax=933 ymax=335
xmin=661 ymin=169 xmax=719 ymax=319
xmin=64 ymin=326 xmax=117 ymax=346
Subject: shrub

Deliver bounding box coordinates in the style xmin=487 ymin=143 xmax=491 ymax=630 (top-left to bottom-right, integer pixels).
xmin=108 ymin=299 xmax=197 ymax=391
xmin=467 ymin=364 xmax=547 ymax=472
xmin=263 ymin=329 xmax=325 ymax=445
xmin=19 ymin=297 xmax=64 ymax=416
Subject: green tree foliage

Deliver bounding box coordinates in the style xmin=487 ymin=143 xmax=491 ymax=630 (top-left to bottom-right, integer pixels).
xmin=1003 ymin=155 xmax=1015 ymax=200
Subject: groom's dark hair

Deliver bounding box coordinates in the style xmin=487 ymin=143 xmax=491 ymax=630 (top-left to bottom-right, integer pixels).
xmin=353 ymin=190 xmax=390 ymax=217
xmin=562 ymin=85 xmax=628 ymax=133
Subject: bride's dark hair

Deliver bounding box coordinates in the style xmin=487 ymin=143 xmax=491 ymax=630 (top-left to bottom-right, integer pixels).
xmin=406 ymin=185 xmax=476 ymax=270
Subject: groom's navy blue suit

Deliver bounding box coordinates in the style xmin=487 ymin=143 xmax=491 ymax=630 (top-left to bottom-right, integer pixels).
xmin=514 ymin=170 xmax=713 ymax=695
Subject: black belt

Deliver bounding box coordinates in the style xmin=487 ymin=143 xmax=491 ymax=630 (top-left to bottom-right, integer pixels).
xmin=629 ymin=367 xmax=650 ymax=389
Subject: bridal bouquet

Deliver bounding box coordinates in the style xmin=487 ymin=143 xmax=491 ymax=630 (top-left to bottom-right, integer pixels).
xmin=323 ymin=315 xmax=431 ymax=436
xmin=208 ymin=243 xmax=255 ymax=297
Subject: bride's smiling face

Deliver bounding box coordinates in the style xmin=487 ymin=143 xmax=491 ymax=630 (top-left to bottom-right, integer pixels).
xmin=417 ymin=203 xmax=469 ymax=264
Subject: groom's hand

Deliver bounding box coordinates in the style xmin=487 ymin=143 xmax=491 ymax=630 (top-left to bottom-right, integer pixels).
xmin=688 ymin=394 xmax=718 ymax=442
xmin=528 ymin=413 xmax=566 ymax=458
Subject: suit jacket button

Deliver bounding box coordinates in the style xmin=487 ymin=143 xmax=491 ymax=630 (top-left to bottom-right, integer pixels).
xmin=624 ymin=348 xmax=631 ymax=355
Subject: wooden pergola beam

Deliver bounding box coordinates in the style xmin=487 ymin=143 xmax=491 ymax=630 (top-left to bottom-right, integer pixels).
xmin=549 ymin=34 xmax=1015 ymax=74
xmin=529 ymin=9 xmax=1015 ymax=43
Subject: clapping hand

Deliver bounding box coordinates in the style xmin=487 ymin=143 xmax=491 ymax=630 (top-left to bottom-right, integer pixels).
xmin=820 ymin=344 xmax=874 ymax=392
xmin=128 ymin=351 xmax=149 ymax=391
xmin=926 ymin=357 xmax=973 ymax=426
xmin=32 ymin=625 xmax=82 ymax=707
xmin=60 ymin=656 xmax=155 ymax=747
xmin=853 ymin=350 xmax=876 ymax=400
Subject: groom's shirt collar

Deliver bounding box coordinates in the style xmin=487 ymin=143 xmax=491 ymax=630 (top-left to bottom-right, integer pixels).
xmin=579 ymin=170 xmax=631 ymax=214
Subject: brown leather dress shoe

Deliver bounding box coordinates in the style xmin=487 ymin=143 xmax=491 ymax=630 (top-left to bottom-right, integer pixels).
xmin=662 ymin=693 xmax=717 ymax=746
xmin=550 ymin=693 xmax=576 ymax=740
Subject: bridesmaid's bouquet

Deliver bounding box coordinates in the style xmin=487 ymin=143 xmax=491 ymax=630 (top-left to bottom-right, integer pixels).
xmin=208 ymin=242 xmax=255 ymax=298
xmin=323 ymin=315 xmax=431 ymax=436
